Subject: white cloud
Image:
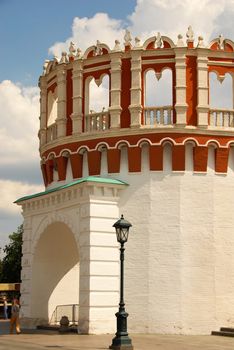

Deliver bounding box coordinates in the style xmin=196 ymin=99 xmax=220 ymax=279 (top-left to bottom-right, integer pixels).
xmin=49 ymin=13 xmax=125 ymax=57
xmin=129 ymin=0 xmax=234 ymax=44
xmin=0 ymin=80 xmax=40 ymax=165
xmin=0 ymin=179 xmax=43 ymax=215
xmin=48 ymin=0 xmax=234 ymax=58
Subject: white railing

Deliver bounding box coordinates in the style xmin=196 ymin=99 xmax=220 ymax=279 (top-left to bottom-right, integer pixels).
xmin=210 ymin=109 xmax=234 ymax=127
xmin=50 ymin=304 xmax=79 ymax=325
xmin=47 ymin=123 xmax=57 ymax=141
xmin=85 ymin=111 xmax=110 ymax=132
xmin=144 ymin=106 xmax=173 ymax=126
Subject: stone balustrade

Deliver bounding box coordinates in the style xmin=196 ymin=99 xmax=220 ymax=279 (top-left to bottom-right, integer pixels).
xmin=84 ymin=111 xmax=110 ymax=132
xmin=143 ymin=106 xmax=173 ymax=126
xmin=210 ymin=109 xmax=234 ymax=127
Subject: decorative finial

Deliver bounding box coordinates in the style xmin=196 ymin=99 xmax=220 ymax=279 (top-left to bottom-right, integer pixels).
xmin=155 ymin=32 xmax=163 ymax=48
xmin=218 ymin=34 xmax=225 ymax=50
xmin=177 ymin=34 xmax=185 ymax=47
xmin=186 ymin=26 xmax=194 ymax=41
xmin=94 ymin=40 xmax=103 ymax=56
xmin=76 ymin=47 xmax=82 ymax=59
xmin=113 ymin=39 xmax=121 ymax=51
xmin=124 ymin=29 xmax=132 ymax=46
xmin=134 ymin=37 xmax=141 ymax=48
xmin=197 ymin=36 xmax=205 ymax=48
xmin=69 ymin=41 xmax=76 ymax=58
xmin=60 ymin=52 xmax=68 ymax=63
xmin=42 ymin=60 xmax=49 ymax=75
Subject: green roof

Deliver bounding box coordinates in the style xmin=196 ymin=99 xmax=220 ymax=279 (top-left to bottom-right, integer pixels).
xmin=15 ymin=176 xmax=128 ymax=203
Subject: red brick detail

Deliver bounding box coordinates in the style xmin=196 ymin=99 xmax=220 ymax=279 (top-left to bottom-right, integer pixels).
xmin=46 ymin=159 xmax=54 ymax=184
xmin=172 ymin=145 xmax=185 ymax=171
xmin=41 ymin=163 xmax=48 ymax=186
xmin=193 ymin=146 xmax=208 ymax=172
xmin=87 ymin=150 xmax=101 ymax=175
xmin=120 ymin=58 xmax=131 ymax=128
xmin=56 ymin=156 xmax=68 ymax=181
xmin=128 ymin=147 xmax=141 ymax=172
xmin=66 ymin=69 xmax=73 ymax=136
xmin=107 ymin=149 xmax=121 ymax=173
xmin=215 ymin=148 xmax=229 ymax=173
xmin=149 ymin=145 xmax=163 ymax=170
xmin=186 ymin=56 xmax=197 ymax=125
xmin=70 ymin=154 xmax=83 ymax=179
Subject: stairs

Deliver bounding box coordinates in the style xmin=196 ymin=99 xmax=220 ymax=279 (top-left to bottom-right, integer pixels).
xmin=212 ymin=327 xmax=234 ymax=337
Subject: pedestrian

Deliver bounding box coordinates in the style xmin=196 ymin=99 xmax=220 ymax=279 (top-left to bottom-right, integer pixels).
xmin=3 ymin=296 xmax=8 ymax=319
xmin=10 ymin=298 xmax=21 ymax=334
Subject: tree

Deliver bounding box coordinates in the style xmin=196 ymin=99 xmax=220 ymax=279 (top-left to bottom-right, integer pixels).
xmin=0 ymin=225 xmax=23 ymax=283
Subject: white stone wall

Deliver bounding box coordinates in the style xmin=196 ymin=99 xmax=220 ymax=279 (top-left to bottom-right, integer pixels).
xmin=108 ymin=146 xmax=234 ymax=335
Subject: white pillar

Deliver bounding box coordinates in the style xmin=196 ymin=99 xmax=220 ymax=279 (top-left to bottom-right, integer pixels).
xmin=78 ymin=186 xmax=122 ymax=334
xmin=109 ymin=51 xmax=122 ymax=129
xmin=129 ymin=49 xmax=142 ymax=128
xmin=174 ymin=48 xmax=188 ymax=125
xmin=20 ymin=216 xmax=34 ymax=327
xmin=197 ymin=49 xmax=209 ymax=127
xmin=71 ymin=59 xmax=83 ymax=134
xmin=38 ymin=76 xmax=47 ymax=146
xmin=56 ymin=65 xmax=67 ymax=137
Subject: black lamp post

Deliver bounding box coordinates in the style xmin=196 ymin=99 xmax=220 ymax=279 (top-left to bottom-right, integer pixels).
xmin=109 ymin=215 xmax=133 ymax=350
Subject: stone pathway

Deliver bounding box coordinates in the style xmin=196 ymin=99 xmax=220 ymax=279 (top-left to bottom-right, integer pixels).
xmin=0 ymin=321 xmax=233 ymax=350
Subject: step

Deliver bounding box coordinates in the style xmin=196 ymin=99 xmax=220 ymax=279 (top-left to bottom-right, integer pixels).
xmin=211 ymin=331 xmax=234 ymax=337
xmin=220 ymin=327 xmax=234 ymax=333
xmin=37 ymin=324 xmax=78 ymax=333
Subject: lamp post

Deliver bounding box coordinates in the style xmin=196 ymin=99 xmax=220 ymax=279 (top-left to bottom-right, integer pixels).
xmin=109 ymin=215 xmax=133 ymax=350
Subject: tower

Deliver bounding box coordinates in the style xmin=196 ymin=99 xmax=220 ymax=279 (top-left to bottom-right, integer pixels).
xmin=16 ymin=29 xmax=234 ymax=334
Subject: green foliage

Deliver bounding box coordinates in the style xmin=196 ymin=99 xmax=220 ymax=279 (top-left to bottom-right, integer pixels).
xmin=0 ymin=225 xmax=23 ymax=283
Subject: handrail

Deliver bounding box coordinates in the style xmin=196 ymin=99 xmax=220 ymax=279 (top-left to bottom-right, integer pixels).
xmin=210 ymin=108 xmax=234 ymax=127
xmin=143 ymin=106 xmax=173 ymax=126
xmin=50 ymin=304 xmax=79 ymax=325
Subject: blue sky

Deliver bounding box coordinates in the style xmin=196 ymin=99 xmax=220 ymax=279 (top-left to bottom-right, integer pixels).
xmin=0 ymin=0 xmax=135 ymax=85
xmin=0 ymin=0 xmax=234 ymax=252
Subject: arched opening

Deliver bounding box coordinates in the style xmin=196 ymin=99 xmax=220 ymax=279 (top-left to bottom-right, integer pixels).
xmin=209 ymin=72 xmax=234 ymax=127
xmin=144 ymin=69 xmax=173 ymax=126
xmin=31 ymin=222 xmax=79 ymax=325
xmin=47 ymin=89 xmax=58 ymax=126
xmin=85 ymin=75 xmax=110 ymax=132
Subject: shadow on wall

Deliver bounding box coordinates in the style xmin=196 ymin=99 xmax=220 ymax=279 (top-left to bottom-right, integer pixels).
xmin=30 ymin=222 xmax=80 ymax=324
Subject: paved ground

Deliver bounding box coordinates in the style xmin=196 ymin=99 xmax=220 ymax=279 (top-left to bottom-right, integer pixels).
xmin=0 ymin=320 xmax=233 ymax=350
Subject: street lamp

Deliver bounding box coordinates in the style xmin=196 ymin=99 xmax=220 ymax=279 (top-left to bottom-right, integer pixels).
xmin=109 ymin=214 xmax=134 ymax=350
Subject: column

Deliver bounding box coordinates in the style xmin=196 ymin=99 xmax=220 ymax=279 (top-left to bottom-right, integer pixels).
xmin=38 ymin=76 xmax=47 ymax=146
xmin=20 ymin=216 xmax=34 ymax=328
xmin=71 ymin=59 xmax=83 ymax=134
xmin=56 ymin=64 xmax=67 ymax=137
xmin=174 ymin=48 xmax=188 ymax=125
xmin=129 ymin=49 xmax=142 ymax=128
xmin=109 ymin=51 xmax=122 ymax=129
xmin=197 ymin=49 xmax=209 ymax=127
xmin=78 ymin=185 xmax=122 ymax=334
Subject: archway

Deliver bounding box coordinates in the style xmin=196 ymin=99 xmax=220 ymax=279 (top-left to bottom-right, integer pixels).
xmin=31 ymin=222 xmax=79 ymax=324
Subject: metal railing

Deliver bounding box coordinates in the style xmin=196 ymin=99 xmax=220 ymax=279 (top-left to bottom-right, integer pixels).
xmin=47 ymin=123 xmax=57 ymax=141
xmin=50 ymin=304 xmax=79 ymax=325
xmin=210 ymin=108 xmax=234 ymax=127
xmin=85 ymin=111 xmax=110 ymax=132
xmin=144 ymin=106 xmax=173 ymax=126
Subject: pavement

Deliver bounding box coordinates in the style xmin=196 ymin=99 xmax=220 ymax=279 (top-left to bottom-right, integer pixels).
xmin=0 ymin=320 xmax=233 ymax=350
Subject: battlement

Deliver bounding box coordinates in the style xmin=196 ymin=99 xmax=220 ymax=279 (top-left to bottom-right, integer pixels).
xmin=38 ymin=28 xmax=234 ymax=187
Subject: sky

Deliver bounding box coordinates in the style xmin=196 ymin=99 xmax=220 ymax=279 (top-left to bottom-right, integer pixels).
xmin=0 ymin=0 xmax=234 ymax=252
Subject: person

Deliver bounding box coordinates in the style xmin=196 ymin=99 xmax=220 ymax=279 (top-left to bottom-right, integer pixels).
xmin=3 ymin=296 xmax=8 ymax=319
xmin=10 ymin=298 xmax=21 ymax=334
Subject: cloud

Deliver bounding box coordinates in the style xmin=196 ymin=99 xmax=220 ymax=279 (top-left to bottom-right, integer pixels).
xmin=129 ymin=0 xmax=234 ymax=44
xmin=0 ymin=80 xmax=40 ymax=166
xmin=48 ymin=0 xmax=234 ymax=58
xmin=49 ymin=13 xmax=125 ymax=57
xmin=0 ymin=179 xmax=43 ymax=215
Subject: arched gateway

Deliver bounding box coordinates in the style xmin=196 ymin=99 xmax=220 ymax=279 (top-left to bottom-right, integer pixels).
xmin=16 ymin=28 xmax=234 ymax=335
